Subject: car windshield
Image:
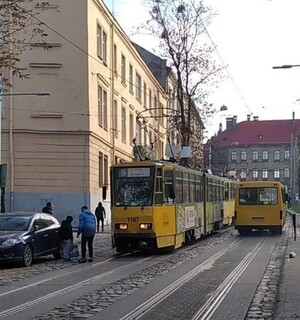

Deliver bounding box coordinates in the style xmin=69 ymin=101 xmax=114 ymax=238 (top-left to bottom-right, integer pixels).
xmin=0 ymin=216 xmax=31 ymax=231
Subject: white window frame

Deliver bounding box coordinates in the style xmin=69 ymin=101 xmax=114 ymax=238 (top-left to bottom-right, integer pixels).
xmin=262 ymin=151 xmax=268 ymax=160
xmin=252 ymin=151 xmax=258 ymax=161
xmin=241 ymin=151 xmax=247 ymax=161
xmin=121 ymin=106 xmax=126 ymax=143
xmin=274 ymin=150 xmax=280 ymax=160
xmin=135 ymin=72 xmax=142 ymax=100
xmin=262 ymin=169 xmax=268 ymax=179
xmin=274 ymin=168 xmax=280 ymax=178
xmin=231 ymin=151 xmax=237 ymax=161
xmin=284 ymin=168 xmax=290 ymax=178
xmin=284 ymin=150 xmax=290 ymax=159
xmin=252 ymin=169 xmax=258 ymax=179
xmin=98 ymin=85 xmax=107 ymax=129
xmin=121 ymin=54 xmax=126 ymax=83
xmin=129 ymin=64 xmax=133 ymax=93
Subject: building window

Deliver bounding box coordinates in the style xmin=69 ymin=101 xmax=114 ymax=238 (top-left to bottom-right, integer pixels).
xmin=274 ymin=150 xmax=280 ymax=161
xmin=252 ymin=151 xmax=258 ymax=161
xmin=113 ymin=44 xmax=117 ymax=75
xmin=143 ymin=82 xmax=147 ymax=108
xmin=274 ymin=168 xmax=280 ymax=178
xmin=97 ymin=24 xmax=102 ymax=59
xmin=144 ymin=126 xmax=147 ymax=145
xmin=240 ymin=170 xmax=247 ymax=179
xmin=262 ymin=169 xmax=268 ymax=179
xmin=241 ymin=151 xmax=247 ymax=161
xmin=231 ymin=151 xmax=237 ymax=161
xmin=252 ymin=169 xmax=258 ymax=179
xmin=113 ymin=99 xmax=118 ymax=138
xmin=121 ymin=106 xmax=126 ymax=143
xmin=102 ymin=31 xmax=107 ymax=64
xmin=149 ymin=89 xmax=152 ymax=114
xmin=129 ymin=113 xmax=134 ymax=144
xmin=154 ymin=95 xmax=158 ymax=119
xmin=99 ymin=152 xmax=103 ymax=187
xmin=135 ymin=72 xmax=142 ymax=101
xmin=96 ymin=24 xmax=107 ymax=64
xmin=284 ymin=150 xmax=290 ymax=159
xmin=98 ymin=85 xmax=107 ymax=129
xmin=104 ymin=155 xmax=108 ymax=187
xmin=121 ymin=54 xmax=126 ymax=83
xmin=129 ymin=64 xmax=133 ymax=93
xmin=262 ymin=151 xmax=268 ymax=161
xmin=284 ymin=168 xmax=290 ymax=178
xmin=136 ymin=121 xmax=142 ymax=145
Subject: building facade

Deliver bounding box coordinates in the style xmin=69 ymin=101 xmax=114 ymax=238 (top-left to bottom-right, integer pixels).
xmin=1 ymin=0 xmax=169 ymax=223
xmin=205 ymin=115 xmax=300 ymax=202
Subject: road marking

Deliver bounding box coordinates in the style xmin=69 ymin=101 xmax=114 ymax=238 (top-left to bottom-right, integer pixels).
xmin=0 ymin=256 xmax=154 ymax=318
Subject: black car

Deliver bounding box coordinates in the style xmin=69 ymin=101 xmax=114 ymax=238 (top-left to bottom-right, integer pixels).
xmin=0 ymin=212 xmax=61 ymax=267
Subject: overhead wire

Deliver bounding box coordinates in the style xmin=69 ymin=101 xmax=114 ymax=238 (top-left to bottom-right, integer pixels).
xmin=199 ymin=14 xmax=253 ymax=116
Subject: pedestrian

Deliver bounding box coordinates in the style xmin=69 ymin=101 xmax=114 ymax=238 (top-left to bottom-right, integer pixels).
xmin=77 ymin=205 xmax=96 ymax=263
xmin=59 ymin=216 xmax=74 ymax=261
xmin=42 ymin=201 xmax=53 ymax=215
xmin=95 ymin=201 xmax=106 ymax=232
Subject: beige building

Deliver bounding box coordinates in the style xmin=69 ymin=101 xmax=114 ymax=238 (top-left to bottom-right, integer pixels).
xmin=1 ymin=0 xmax=168 ymax=223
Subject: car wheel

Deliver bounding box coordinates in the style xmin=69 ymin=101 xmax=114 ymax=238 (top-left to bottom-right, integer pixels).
xmin=22 ymin=245 xmax=33 ymax=267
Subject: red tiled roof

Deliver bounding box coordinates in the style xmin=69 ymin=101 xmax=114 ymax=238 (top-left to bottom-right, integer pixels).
xmin=213 ymin=119 xmax=300 ymax=147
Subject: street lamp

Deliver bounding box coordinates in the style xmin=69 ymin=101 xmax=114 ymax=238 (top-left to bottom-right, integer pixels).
xmin=272 ymin=64 xmax=300 ymax=69
xmin=0 ymin=92 xmax=51 ymax=97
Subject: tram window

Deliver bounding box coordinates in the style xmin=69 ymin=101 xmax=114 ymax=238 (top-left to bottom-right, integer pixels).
xmin=155 ymin=167 xmax=163 ymax=205
xmin=190 ymin=174 xmax=195 ymax=202
xmin=196 ymin=175 xmax=201 ymax=202
xmin=164 ymin=170 xmax=175 ymax=205
xmin=183 ymin=172 xmax=189 ymax=203
xmin=175 ymin=171 xmax=183 ymax=203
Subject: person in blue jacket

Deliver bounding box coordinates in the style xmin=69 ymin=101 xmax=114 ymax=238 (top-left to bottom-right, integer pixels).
xmin=77 ymin=205 xmax=96 ymax=263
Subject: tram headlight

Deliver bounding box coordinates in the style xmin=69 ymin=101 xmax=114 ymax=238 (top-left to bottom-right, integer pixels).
xmin=139 ymin=223 xmax=152 ymax=230
xmin=115 ymin=223 xmax=128 ymax=230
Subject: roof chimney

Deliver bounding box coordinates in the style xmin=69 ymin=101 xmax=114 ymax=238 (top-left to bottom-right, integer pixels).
xmin=253 ymin=116 xmax=259 ymax=121
xmin=247 ymin=114 xmax=251 ymax=121
xmin=233 ymin=115 xmax=237 ymax=126
xmin=226 ymin=117 xmax=233 ymax=130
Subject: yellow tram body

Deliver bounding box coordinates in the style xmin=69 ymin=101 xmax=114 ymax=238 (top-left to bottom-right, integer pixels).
xmin=234 ymin=180 xmax=288 ymax=235
xmin=110 ymin=160 xmax=236 ymax=252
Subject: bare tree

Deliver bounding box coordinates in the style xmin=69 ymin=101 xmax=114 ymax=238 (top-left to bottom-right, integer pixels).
xmin=136 ymin=0 xmax=225 ymax=148
xmin=0 ymin=0 xmax=49 ymax=89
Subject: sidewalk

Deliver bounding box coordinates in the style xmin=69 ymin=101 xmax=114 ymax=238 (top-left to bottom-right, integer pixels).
xmin=274 ymin=211 xmax=300 ymax=319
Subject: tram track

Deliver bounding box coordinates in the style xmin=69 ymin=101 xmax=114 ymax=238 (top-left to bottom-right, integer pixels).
xmin=0 ymin=227 xmax=240 ymax=320
xmin=118 ymin=235 xmax=271 ymax=320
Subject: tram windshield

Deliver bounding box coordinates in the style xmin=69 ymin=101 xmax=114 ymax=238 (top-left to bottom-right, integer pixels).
xmin=112 ymin=166 xmax=155 ymax=207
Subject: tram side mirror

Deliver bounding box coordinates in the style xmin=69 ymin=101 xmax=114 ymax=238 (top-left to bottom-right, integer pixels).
xmin=102 ymin=186 xmax=107 ymax=200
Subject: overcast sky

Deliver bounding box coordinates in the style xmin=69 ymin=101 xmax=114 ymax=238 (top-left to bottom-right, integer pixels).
xmin=104 ymin=0 xmax=300 ymax=138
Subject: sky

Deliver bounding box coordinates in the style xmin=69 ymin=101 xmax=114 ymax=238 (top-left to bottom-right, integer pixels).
xmin=103 ymin=0 xmax=300 ymax=138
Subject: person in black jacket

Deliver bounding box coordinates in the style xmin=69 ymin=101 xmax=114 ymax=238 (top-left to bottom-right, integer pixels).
xmin=59 ymin=215 xmax=73 ymax=261
xmin=95 ymin=202 xmax=106 ymax=232
xmin=42 ymin=202 xmax=53 ymax=215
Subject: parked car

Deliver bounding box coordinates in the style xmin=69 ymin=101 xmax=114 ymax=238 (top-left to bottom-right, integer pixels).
xmin=0 ymin=212 xmax=62 ymax=267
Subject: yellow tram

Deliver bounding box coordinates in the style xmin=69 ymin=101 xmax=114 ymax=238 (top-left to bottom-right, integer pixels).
xmin=234 ymin=180 xmax=288 ymax=235
xmin=110 ymin=160 xmax=236 ymax=252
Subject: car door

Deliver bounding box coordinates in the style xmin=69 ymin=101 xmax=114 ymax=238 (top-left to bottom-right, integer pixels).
xmin=31 ymin=216 xmax=50 ymax=255
xmin=42 ymin=215 xmax=60 ymax=252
